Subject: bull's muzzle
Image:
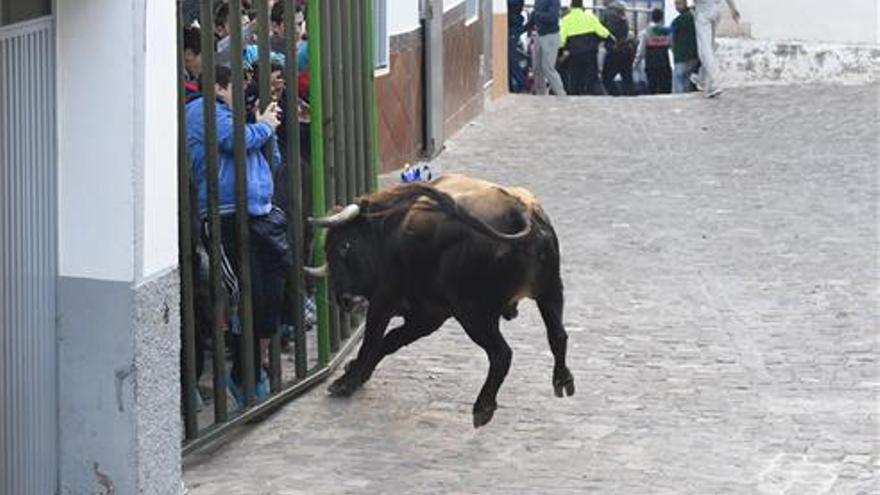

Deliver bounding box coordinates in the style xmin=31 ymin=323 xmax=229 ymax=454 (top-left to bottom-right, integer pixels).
xmin=309 ymin=204 xmax=361 ymax=227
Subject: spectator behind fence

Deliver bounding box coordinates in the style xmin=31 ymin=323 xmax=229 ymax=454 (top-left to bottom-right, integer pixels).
xmin=671 ymin=0 xmax=699 ymax=93
xmin=183 ymin=26 xmax=203 ymax=103
xmin=214 ymin=1 xmax=257 ymax=67
xmin=600 ymin=1 xmax=636 ymax=96
xmin=691 ymin=0 xmax=741 ymax=98
xmin=186 ymin=65 xmax=291 ymax=408
xmin=525 ymin=0 xmax=566 ymax=96
xmin=559 ymin=0 xmax=610 ymax=96
xmin=634 ymin=8 xmax=672 ymax=95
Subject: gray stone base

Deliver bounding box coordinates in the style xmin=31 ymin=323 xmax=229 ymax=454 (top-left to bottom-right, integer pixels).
xmin=134 ymin=269 xmax=182 ymax=495
xmin=718 ymin=38 xmax=880 ymax=86
xmin=58 ymin=270 xmax=181 ymax=494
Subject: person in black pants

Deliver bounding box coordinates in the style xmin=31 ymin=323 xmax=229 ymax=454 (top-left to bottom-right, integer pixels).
xmin=634 ymin=8 xmax=673 ymax=94
xmin=600 ymin=3 xmax=636 ymax=96
xmin=559 ymin=0 xmax=611 ymax=95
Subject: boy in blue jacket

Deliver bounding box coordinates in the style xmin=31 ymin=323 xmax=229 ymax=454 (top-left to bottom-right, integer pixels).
xmin=186 ymin=65 xmax=288 ymax=407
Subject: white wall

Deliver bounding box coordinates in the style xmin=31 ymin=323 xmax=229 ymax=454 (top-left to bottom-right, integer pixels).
xmin=388 ymin=0 xmax=420 ymax=34
xmin=493 ymin=0 xmax=508 ymax=14
xmin=141 ymin=0 xmax=179 ymax=279
xmin=733 ymin=0 xmax=878 ymax=44
xmin=57 ymin=0 xmax=135 ymax=282
xmin=444 ymin=0 xmax=464 ymax=13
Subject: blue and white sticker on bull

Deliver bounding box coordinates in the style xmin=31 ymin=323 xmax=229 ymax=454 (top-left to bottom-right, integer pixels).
xmin=400 ymin=161 xmax=436 ymax=184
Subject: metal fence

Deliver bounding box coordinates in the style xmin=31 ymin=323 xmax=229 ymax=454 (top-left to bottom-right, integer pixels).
xmin=177 ymin=0 xmax=377 ymax=454
xmin=0 ymin=16 xmax=58 ymax=494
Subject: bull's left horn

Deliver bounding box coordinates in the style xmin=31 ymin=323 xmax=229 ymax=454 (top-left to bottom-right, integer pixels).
xmin=303 ymin=263 xmax=328 ymax=278
xmin=308 ymin=204 xmax=361 ymax=227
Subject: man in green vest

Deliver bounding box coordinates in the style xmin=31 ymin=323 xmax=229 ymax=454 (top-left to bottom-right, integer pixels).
xmin=559 ymin=0 xmax=612 ymax=95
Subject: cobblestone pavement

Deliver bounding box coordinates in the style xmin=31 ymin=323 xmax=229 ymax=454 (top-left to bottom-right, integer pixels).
xmin=184 ymin=85 xmax=879 ymax=495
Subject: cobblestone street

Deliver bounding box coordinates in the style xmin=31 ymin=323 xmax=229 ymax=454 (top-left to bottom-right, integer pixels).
xmin=184 ymin=85 xmax=879 ymax=494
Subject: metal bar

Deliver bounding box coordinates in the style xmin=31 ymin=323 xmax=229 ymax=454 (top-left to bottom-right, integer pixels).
xmin=230 ymin=0 xmax=258 ymax=408
xmin=331 ymin=0 xmax=347 ymax=206
xmin=366 ymin=0 xmax=379 ymax=191
xmin=200 ymin=0 xmax=228 ymax=423
xmin=321 ymin=0 xmax=341 ymax=356
xmin=183 ymin=321 xmax=365 ymax=456
xmin=282 ymin=0 xmax=308 ymax=381
xmin=177 ymin=0 xmax=200 ymax=441
xmin=254 ymin=0 xmax=280 ymax=400
xmin=308 ymin=0 xmax=332 ymax=367
xmin=328 ymin=0 xmax=345 ymax=352
xmin=342 ymin=3 xmax=357 ymax=202
xmin=351 ymin=0 xmax=366 ymax=197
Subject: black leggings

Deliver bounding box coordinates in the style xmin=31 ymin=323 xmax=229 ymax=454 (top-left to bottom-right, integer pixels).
xmin=219 ymin=214 xmax=286 ymax=384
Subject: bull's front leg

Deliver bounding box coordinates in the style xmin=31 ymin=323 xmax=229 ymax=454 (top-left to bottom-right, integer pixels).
xmin=328 ymin=302 xmax=393 ymax=397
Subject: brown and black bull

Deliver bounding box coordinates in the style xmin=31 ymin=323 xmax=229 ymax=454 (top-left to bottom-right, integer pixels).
xmin=305 ymin=174 xmax=574 ymax=427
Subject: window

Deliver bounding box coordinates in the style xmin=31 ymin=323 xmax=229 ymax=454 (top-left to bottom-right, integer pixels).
xmin=374 ymin=0 xmax=389 ymax=70
xmin=0 ymin=0 xmax=51 ymax=28
xmin=466 ymin=0 xmax=479 ymax=24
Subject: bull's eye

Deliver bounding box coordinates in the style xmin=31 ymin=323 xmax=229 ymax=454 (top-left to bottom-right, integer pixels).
xmin=340 ymin=241 xmax=352 ymax=257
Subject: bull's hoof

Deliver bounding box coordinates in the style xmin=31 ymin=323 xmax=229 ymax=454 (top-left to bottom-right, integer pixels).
xmin=472 ymin=402 xmax=497 ymax=428
xmin=553 ymin=368 xmax=575 ymax=398
xmin=328 ymin=375 xmax=360 ymax=397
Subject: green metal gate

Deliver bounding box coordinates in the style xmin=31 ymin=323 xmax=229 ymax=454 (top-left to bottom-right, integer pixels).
xmin=177 ymin=0 xmax=378 ymax=454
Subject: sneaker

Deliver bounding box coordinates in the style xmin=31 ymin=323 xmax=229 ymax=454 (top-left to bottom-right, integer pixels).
xmin=255 ymin=369 xmax=270 ymax=400
xmin=689 ymin=73 xmax=704 ymax=92
xmin=707 ymin=87 xmax=724 ymax=98
xmin=193 ymin=388 xmax=204 ymax=413
xmin=227 ymin=369 xmax=270 ymax=409
xmin=227 ymin=372 xmax=245 ymax=410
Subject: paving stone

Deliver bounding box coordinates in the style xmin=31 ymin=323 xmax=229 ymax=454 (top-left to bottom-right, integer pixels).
xmin=184 ymin=85 xmax=879 ymax=494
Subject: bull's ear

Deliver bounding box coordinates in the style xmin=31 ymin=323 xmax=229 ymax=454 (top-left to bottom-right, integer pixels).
xmin=308 ymin=204 xmax=361 ymax=227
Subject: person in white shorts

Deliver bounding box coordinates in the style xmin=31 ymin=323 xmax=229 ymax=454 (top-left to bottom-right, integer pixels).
xmin=690 ymin=0 xmax=741 ymax=98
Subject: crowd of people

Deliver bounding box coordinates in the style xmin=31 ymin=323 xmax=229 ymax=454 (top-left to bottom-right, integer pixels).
xmin=181 ymin=0 xmax=314 ymax=411
xmin=508 ymin=0 xmax=741 ymax=98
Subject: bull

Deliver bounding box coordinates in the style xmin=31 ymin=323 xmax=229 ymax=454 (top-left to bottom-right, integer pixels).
xmin=306 ymin=174 xmax=574 ymax=427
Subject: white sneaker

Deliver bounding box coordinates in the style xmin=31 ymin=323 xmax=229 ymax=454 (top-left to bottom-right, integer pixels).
xmin=707 ymin=87 xmax=724 ymax=98
xmin=689 ymin=73 xmax=704 ymax=92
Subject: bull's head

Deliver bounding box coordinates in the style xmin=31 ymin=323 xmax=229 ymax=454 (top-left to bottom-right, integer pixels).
xmin=304 ymin=203 xmax=375 ymax=311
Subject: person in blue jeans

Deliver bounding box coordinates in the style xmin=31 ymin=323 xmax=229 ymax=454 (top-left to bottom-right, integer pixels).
xmin=671 ymin=0 xmax=699 ymax=93
xmin=525 ymin=0 xmax=566 ymax=96
xmin=187 ymin=65 xmax=288 ymax=408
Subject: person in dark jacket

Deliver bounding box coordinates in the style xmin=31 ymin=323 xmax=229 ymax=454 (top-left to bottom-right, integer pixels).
xmin=508 ymin=0 xmax=529 ymax=93
xmin=559 ymin=0 xmax=611 ymax=95
xmin=525 ymin=0 xmax=566 ymax=96
xmin=670 ymin=0 xmax=699 ymax=93
xmin=600 ymin=2 xmax=636 ymax=96
xmin=634 ymin=8 xmax=673 ymax=94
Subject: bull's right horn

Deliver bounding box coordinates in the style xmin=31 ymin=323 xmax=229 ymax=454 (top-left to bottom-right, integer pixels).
xmin=308 ymin=204 xmax=361 ymax=227
xmin=303 ymin=263 xmax=328 ymax=278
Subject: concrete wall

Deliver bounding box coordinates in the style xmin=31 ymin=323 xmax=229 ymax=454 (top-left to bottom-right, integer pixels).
xmin=56 ymin=0 xmax=181 ymax=492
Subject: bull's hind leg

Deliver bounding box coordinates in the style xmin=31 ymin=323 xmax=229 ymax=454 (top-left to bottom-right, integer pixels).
xmin=455 ymin=310 xmax=512 ymax=428
xmin=537 ymin=288 xmax=575 ymax=398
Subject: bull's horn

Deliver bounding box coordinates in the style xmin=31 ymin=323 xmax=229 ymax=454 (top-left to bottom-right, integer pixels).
xmin=308 ymin=204 xmax=361 ymax=227
xmin=303 ymin=263 xmax=328 ymax=278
